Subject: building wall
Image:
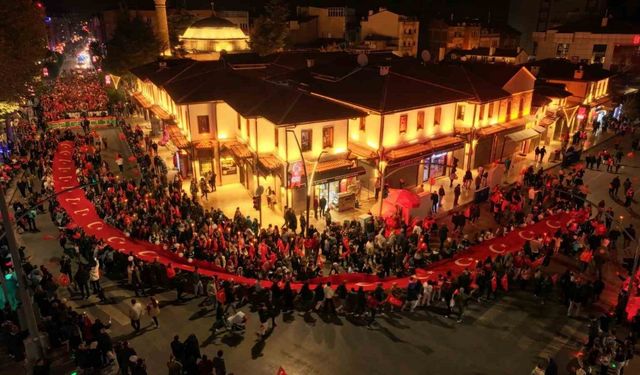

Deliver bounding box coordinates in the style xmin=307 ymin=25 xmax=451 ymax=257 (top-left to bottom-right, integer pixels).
xmin=380 ymin=104 xmax=456 ymax=149
xmin=360 ymin=11 xmax=400 ymax=39
xmin=304 ymin=6 xmax=351 ymax=39
xmin=532 ymin=31 xmax=638 ymax=69
xmin=186 ymin=102 xmax=217 ymax=141
xmin=288 ymin=18 xmax=319 ymax=45
xmin=279 ymin=119 xmax=349 ymax=163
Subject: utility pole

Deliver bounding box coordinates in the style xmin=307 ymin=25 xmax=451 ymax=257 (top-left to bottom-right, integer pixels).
xmin=0 ymin=186 xmax=45 ymax=361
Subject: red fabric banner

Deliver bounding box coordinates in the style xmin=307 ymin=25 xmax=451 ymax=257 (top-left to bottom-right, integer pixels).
xmin=53 ymin=141 xmax=578 ymax=292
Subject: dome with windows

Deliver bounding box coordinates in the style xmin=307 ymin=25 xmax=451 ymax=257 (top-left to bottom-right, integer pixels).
xmin=180 ymin=15 xmax=249 ymax=55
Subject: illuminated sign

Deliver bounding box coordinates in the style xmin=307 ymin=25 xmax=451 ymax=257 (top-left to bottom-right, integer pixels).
xmin=577 ymin=106 xmax=587 ymax=120
xmin=634 ymin=35 xmax=640 ymax=45
xmin=289 ymin=161 xmax=304 ymax=188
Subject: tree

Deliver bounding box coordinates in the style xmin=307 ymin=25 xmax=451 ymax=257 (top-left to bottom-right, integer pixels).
xmin=0 ymin=0 xmax=47 ymax=101
xmin=103 ymin=14 xmax=161 ymax=75
xmin=168 ymin=10 xmax=196 ymax=53
xmin=622 ymin=94 xmax=640 ymax=121
xmin=249 ymin=0 xmax=289 ymax=56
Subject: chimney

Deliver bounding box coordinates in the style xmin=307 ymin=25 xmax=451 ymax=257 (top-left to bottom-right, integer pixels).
xmin=601 ymin=16 xmax=608 ymax=27
xmin=154 ymin=0 xmax=171 ymax=56
xmin=530 ymin=66 xmax=540 ymax=76
xmin=306 ymin=59 xmax=315 ymax=68
xmin=489 ymin=46 xmax=496 ymax=56
xmin=379 ymin=65 xmax=390 ymax=76
xmin=573 ymin=68 xmax=584 ymax=80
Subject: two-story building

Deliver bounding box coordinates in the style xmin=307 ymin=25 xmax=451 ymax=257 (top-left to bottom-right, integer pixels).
xmin=359 ymin=8 xmax=420 ymax=57
xmin=525 ymin=59 xmax=614 ymax=134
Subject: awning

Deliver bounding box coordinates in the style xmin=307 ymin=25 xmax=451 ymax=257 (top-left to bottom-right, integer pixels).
xmin=589 ymin=96 xmax=612 ymax=108
xmin=131 ymin=92 xmax=152 ymax=109
xmin=533 ymin=125 xmax=547 ymax=133
xmin=150 ymin=105 xmax=172 ymax=121
xmin=223 ymin=141 xmax=253 ymax=160
xmin=258 ymin=154 xmax=284 ymax=178
xmin=166 ymin=125 xmax=189 ymax=149
xmin=385 ymin=135 xmax=465 ymax=164
xmin=505 ymin=128 xmax=540 ymax=142
xmin=539 ymin=116 xmax=557 ymax=127
xmin=476 ymin=117 xmax=529 ymax=137
xmin=312 ymin=166 xmax=366 ymax=185
xmin=348 ymin=142 xmax=378 ymax=160
xmin=193 ymin=139 xmax=217 ymax=150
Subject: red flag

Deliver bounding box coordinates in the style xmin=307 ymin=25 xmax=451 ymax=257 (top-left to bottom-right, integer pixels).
xmin=500 ymin=274 xmax=509 ymax=292
xmin=491 ymin=276 xmax=497 ymax=292
xmin=386 ymin=295 xmax=403 ymax=308
xmin=216 ymin=290 xmax=226 ymax=304
xmin=531 ymin=256 xmax=545 ymax=268
xmin=277 ymin=367 xmax=287 ymax=375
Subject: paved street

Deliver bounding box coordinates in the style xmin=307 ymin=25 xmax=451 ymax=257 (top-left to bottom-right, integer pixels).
xmin=14 ymin=125 xmax=640 ymax=375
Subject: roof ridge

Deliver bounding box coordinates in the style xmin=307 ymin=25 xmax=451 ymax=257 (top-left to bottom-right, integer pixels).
xmin=459 ymin=66 xmax=481 ymax=102
xmin=390 ymin=70 xmax=476 ymax=98
xmin=276 ymin=90 xmax=303 ymax=125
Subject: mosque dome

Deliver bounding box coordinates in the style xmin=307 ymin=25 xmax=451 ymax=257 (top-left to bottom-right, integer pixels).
xmin=180 ymin=15 xmax=249 ymax=54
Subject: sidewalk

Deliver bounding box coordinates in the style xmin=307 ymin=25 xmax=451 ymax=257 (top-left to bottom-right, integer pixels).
xmin=130 ymin=114 xmax=617 ymax=228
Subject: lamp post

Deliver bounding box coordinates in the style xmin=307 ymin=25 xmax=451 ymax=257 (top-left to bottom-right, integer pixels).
xmin=285 ymin=129 xmax=310 ymax=227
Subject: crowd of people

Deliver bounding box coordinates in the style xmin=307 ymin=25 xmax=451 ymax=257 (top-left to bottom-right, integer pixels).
xmin=40 ymin=73 xmax=108 ymax=122
xmin=3 ymin=100 xmax=640 ymax=374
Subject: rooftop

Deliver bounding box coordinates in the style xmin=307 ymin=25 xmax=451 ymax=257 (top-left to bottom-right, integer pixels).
xmin=523 ymin=59 xmax=613 ymax=82
xmin=551 ymin=17 xmax=640 ymax=34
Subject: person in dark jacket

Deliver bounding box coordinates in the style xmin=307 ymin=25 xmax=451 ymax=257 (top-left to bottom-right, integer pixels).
xmin=74 ymin=265 xmax=90 ymax=300
xmin=170 ymin=335 xmax=185 ymax=363
xmin=212 ymin=350 xmax=226 ymax=375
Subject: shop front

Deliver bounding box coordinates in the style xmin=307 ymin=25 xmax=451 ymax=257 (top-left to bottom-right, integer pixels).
xmin=384 ymin=135 xmax=466 ymax=189
xmin=166 ymin=125 xmax=191 ymax=178
xmin=257 ymin=155 xmax=284 ymax=211
xmin=221 ymin=141 xmax=255 ymax=192
xmin=312 ymin=160 xmax=366 ymax=213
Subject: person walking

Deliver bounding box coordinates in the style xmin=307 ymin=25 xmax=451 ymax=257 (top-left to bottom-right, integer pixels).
xmin=430 ymin=191 xmax=439 ymax=214
xmin=115 ymin=153 xmax=124 ymax=173
xmin=146 ymin=296 xmax=160 ymax=328
xmin=75 ymin=264 xmax=91 ymax=300
xmin=539 ymin=146 xmax=546 ymax=162
xmin=212 ymin=350 xmax=226 ymax=375
xmin=199 ymin=177 xmax=209 ymax=201
xmin=89 ymin=259 xmax=101 ymax=294
xmin=438 ymin=185 xmax=445 ymax=209
xmin=463 ymin=170 xmax=473 ymax=190
xmin=453 ymin=184 xmax=461 ymax=207
xmin=128 ymin=298 xmax=143 ymax=332
xmin=319 ymin=196 xmax=327 ymax=217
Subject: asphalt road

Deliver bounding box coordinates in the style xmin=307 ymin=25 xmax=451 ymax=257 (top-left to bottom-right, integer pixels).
xmin=18 ymin=127 xmax=640 ymax=375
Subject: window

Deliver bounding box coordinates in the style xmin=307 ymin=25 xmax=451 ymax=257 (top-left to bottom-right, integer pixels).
xmin=197 ymin=115 xmax=210 ymax=133
xmin=478 ymin=105 xmax=485 ymax=121
xmin=322 ymin=126 xmax=334 ymax=148
xmin=556 ymin=43 xmax=570 ymax=58
xmin=417 ymin=111 xmax=425 ymax=130
xmin=457 ymin=105 xmax=465 ymax=121
xmin=245 ymin=119 xmax=250 ymax=138
xmin=274 ymin=128 xmax=279 ymax=148
xmin=328 ymin=7 xmax=344 ymax=17
xmin=399 ymin=114 xmax=408 ymax=134
xmin=434 ymin=107 xmax=442 ymax=126
xmin=592 ymin=44 xmax=607 ymax=63
xmin=359 ymin=117 xmax=366 ymax=132
xmin=488 ymin=103 xmax=494 ymax=118
xmin=300 ymin=129 xmax=312 ymax=152
xmin=518 ymin=97 xmax=524 ymax=117
xmin=506 ymin=100 xmax=512 ymax=120
xmin=237 ymin=117 xmax=241 ymax=130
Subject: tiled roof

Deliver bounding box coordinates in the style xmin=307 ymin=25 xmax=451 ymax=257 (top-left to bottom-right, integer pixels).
xmin=523 ymin=59 xmax=613 ymax=82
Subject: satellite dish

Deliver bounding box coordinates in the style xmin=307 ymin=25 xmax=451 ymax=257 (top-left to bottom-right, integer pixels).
xmin=421 ymin=50 xmax=431 ymax=63
xmin=357 ymin=53 xmax=368 ymax=67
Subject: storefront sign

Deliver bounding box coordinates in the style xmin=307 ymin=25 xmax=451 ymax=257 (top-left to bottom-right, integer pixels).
xmin=576 ymin=106 xmax=587 ymax=120
xmin=220 ymin=157 xmax=237 ymax=176
xmin=289 ymin=161 xmax=304 ymax=188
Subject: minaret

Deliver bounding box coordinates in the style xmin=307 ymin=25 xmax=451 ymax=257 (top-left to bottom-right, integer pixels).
xmin=154 ymin=0 xmax=171 ymax=56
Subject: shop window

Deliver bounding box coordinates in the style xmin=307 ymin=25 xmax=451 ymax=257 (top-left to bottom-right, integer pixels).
xmin=359 ymin=117 xmax=366 ymax=132
xmin=322 ymin=126 xmax=334 ymax=148
xmin=274 ymin=128 xmax=279 ymax=147
xmin=457 ymin=105 xmax=465 ymax=121
xmin=197 ymin=115 xmax=210 ymax=134
xmin=434 ymin=107 xmax=441 ymax=126
xmin=399 ymin=114 xmax=408 ymax=134
xmin=592 ymin=44 xmax=607 ymax=64
xmin=301 ymin=129 xmax=312 ymax=152
xmin=417 ymin=111 xmax=425 ymax=130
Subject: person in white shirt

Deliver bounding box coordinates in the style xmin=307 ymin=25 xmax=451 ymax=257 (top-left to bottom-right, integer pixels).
xmin=420 ymin=281 xmax=434 ymax=307
xmin=128 ymin=298 xmax=143 ymax=332
xmin=323 ymin=283 xmax=336 ymax=314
